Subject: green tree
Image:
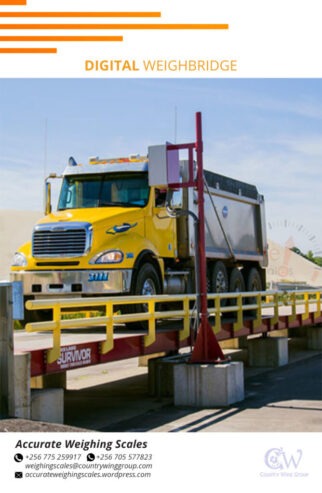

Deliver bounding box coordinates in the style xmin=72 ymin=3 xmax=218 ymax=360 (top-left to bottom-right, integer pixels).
xmin=291 ymin=246 xmax=322 ymax=267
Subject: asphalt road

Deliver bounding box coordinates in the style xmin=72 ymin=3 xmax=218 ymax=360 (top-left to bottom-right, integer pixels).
xmin=63 ymin=349 xmax=322 ymax=432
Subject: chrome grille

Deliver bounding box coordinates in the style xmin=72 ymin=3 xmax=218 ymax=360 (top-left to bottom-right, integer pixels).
xmin=32 ymin=222 xmax=92 ymax=257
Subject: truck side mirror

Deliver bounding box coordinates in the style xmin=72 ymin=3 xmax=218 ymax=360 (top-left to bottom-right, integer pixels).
xmin=166 ymin=188 xmax=183 ymax=212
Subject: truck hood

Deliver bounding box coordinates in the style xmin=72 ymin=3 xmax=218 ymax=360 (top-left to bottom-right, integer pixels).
xmin=37 ymin=207 xmax=145 ymax=254
xmin=38 ymin=207 xmax=143 ymax=228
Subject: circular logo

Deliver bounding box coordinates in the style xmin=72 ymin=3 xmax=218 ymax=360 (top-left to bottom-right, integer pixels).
xmin=222 ymin=206 xmax=228 ymax=218
xmin=264 ymin=448 xmax=284 ymax=470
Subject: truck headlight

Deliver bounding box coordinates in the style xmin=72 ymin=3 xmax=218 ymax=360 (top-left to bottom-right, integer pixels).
xmin=89 ymin=250 xmax=124 ymax=264
xmin=12 ymin=252 xmax=27 ymax=267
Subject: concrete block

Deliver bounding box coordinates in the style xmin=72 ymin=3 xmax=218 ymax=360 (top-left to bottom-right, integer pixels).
xmin=173 ymin=362 xmax=244 ymax=407
xmin=31 ymin=388 xmax=64 ymax=424
xmin=148 ymin=354 xmax=189 ymax=397
xmin=14 ymin=352 xmax=31 ymax=419
xmin=248 ymin=336 xmax=288 ymax=367
xmin=307 ymin=327 xmax=322 ymax=350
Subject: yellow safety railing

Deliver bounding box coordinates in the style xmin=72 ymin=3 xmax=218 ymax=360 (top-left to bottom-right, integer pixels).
xmin=25 ymin=289 xmax=322 ymax=364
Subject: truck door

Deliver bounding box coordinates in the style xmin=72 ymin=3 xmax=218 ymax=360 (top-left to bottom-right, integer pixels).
xmin=145 ymin=188 xmax=177 ymax=259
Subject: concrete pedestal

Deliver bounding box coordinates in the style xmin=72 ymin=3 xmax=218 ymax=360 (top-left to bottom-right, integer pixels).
xmin=14 ymin=353 xmax=31 ymax=419
xmin=307 ymin=326 xmax=322 ymax=350
xmin=14 ymin=353 xmax=64 ymax=423
xmin=31 ymin=388 xmax=64 ymax=424
xmin=173 ymin=362 xmax=244 ymax=407
xmin=148 ymin=354 xmax=189 ymax=397
xmin=248 ymin=336 xmax=288 ymax=367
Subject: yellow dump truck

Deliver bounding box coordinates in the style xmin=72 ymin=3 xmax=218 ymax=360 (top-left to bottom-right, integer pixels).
xmin=11 ymin=154 xmax=268 ymax=322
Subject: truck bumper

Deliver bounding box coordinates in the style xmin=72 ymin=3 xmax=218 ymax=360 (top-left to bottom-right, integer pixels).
xmin=10 ymin=269 xmax=133 ymax=296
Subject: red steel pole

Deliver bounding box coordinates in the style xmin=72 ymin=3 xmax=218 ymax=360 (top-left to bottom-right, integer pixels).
xmin=195 ymin=113 xmax=209 ymax=351
xmin=190 ymin=112 xmax=226 ymax=363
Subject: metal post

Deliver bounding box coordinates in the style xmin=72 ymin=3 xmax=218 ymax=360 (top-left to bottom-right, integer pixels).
xmin=164 ymin=112 xmax=226 ymax=362
xmin=190 ymin=113 xmax=226 ymax=363
xmin=0 ymin=282 xmax=15 ymax=417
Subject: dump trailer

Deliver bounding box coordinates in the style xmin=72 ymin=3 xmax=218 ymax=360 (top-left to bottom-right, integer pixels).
xmin=11 ymin=154 xmax=268 ymax=321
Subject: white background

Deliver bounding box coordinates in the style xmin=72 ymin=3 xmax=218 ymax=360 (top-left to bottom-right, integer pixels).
xmin=0 ymin=0 xmax=321 ymax=77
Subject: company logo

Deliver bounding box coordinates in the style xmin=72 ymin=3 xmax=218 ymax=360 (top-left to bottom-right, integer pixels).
xmin=222 ymin=205 xmax=228 ymax=218
xmin=260 ymin=447 xmax=308 ymax=479
xmin=57 ymin=345 xmax=92 ymax=369
xmin=265 ymin=447 xmax=302 ymax=470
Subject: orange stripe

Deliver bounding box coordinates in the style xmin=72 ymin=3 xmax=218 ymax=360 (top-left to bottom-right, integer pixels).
xmin=0 ymin=12 xmax=161 ymax=18
xmin=0 ymin=36 xmax=123 ymax=41
xmin=0 ymin=0 xmax=26 ymax=4
xmin=0 ymin=47 xmax=57 ymax=53
xmin=0 ymin=23 xmax=229 ymax=30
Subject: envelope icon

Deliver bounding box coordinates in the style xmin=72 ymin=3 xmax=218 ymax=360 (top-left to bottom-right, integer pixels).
xmin=15 ymin=472 xmax=23 ymax=479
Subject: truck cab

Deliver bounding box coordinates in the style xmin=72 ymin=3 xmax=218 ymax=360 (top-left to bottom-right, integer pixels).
xmin=11 ymin=156 xmax=179 ymax=305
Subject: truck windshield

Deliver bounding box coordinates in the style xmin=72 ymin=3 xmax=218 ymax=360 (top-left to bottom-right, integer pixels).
xmin=58 ymin=172 xmax=150 ymax=210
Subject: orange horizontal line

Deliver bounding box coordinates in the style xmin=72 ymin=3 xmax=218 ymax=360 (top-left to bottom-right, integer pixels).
xmin=0 ymin=11 xmax=161 ymax=18
xmin=0 ymin=23 xmax=229 ymax=30
xmin=0 ymin=47 xmax=57 ymax=53
xmin=0 ymin=36 xmax=123 ymax=41
xmin=0 ymin=0 xmax=26 ymax=4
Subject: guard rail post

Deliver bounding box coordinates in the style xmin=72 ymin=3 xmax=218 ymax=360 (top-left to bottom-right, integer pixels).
xmin=0 ymin=282 xmax=14 ymax=418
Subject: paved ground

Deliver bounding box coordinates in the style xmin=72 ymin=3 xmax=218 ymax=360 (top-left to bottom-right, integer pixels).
xmin=63 ymin=344 xmax=322 ymax=433
xmin=98 ymin=355 xmax=322 ymax=432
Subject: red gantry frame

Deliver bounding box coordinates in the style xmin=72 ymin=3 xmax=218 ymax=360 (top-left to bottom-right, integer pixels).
xmin=167 ymin=111 xmax=226 ymax=363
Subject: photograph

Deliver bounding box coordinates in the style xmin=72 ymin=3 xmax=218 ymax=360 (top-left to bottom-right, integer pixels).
xmin=0 ymin=0 xmax=321 ymax=489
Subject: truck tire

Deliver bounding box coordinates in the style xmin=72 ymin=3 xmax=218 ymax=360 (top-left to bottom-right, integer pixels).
xmin=246 ymin=267 xmax=262 ymax=292
xmin=229 ymin=268 xmax=245 ymax=311
xmin=211 ymin=261 xmax=228 ymax=294
xmin=246 ymin=267 xmax=263 ymax=317
xmin=133 ymin=262 xmax=162 ymax=300
xmin=229 ymin=268 xmax=245 ymax=293
xmin=126 ymin=262 xmax=162 ymax=329
xmin=211 ymin=261 xmax=228 ymax=306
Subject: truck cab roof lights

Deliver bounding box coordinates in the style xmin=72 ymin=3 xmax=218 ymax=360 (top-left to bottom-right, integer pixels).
xmin=89 ymin=155 xmax=148 ymax=165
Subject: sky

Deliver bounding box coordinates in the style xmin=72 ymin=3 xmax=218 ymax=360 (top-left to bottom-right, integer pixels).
xmin=0 ymin=78 xmax=322 ymax=255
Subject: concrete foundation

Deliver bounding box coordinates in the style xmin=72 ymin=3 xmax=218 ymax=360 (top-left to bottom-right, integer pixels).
xmin=14 ymin=353 xmax=31 ymax=419
xmin=31 ymin=388 xmax=64 ymax=424
xmin=173 ymin=362 xmax=244 ymax=407
xmin=148 ymin=354 xmax=189 ymax=397
xmin=307 ymin=326 xmax=322 ymax=350
xmin=248 ymin=336 xmax=288 ymax=367
xmin=14 ymin=353 xmax=64 ymax=423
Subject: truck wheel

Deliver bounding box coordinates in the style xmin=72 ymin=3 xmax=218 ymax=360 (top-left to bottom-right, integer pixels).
xmin=211 ymin=261 xmax=228 ymax=306
xmin=134 ymin=262 xmax=161 ymax=300
xmin=126 ymin=262 xmax=162 ymax=329
xmin=229 ymin=268 xmax=245 ymax=293
xmin=229 ymin=268 xmax=245 ymax=311
xmin=247 ymin=267 xmax=262 ymax=292
xmin=246 ymin=267 xmax=263 ymax=316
